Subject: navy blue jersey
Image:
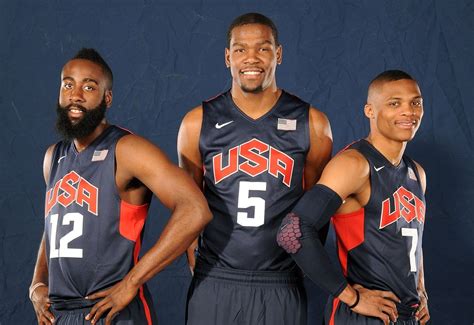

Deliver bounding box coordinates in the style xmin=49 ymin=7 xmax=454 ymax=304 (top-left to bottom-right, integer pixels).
xmin=44 ymin=125 xmax=154 ymax=322
xmin=331 ymin=139 xmax=425 ymax=310
xmin=198 ymin=90 xmax=310 ymax=271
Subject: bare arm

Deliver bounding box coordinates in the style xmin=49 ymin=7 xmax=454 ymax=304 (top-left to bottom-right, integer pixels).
xmin=280 ymin=150 xmax=400 ymax=324
xmin=413 ymin=161 xmax=429 ymax=324
xmin=87 ymin=132 xmax=211 ymax=324
xmin=177 ymin=106 xmax=205 ymax=272
xmin=303 ymin=107 xmax=333 ymax=189
xmin=30 ymin=145 xmax=56 ymax=325
xmin=415 ymin=252 xmax=429 ymax=324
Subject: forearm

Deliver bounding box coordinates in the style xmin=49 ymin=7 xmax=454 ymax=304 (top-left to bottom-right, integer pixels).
xmin=125 ymin=201 xmax=210 ymax=287
xmin=417 ymin=253 xmax=428 ymax=299
xmin=31 ymin=234 xmax=48 ymax=286
xmin=292 ymin=220 xmax=348 ymax=296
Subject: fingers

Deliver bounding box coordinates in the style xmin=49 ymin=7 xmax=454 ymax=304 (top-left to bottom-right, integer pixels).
xmin=104 ymin=308 xmax=119 ymax=325
xmin=416 ymin=305 xmax=430 ymax=324
xmin=380 ymin=303 xmax=397 ymax=322
xmin=86 ymin=298 xmax=111 ymax=324
xmin=86 ymin=289 xmax=109 ymax=300
xmin=380 ymin=290 xmax=401 ymax=303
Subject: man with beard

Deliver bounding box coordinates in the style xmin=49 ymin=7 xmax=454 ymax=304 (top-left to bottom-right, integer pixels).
xmin=29 ymin=48 xmax=212 ymax=325
xmin=277 ymin=70 xmax=430 ymax=324
xmin=177 ymin=13 xmax=333 ymax=325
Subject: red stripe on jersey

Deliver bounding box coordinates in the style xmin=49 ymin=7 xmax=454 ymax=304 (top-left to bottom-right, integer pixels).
xmin=133 ymin=235 xmax=153 ymax=325
xmin=119 ymin=200 xmax=149 ymax=242
xmin=329 ymin=297 xmax=340 ymax=325
xmin=332 ymin=208 xmax=365 ymax=276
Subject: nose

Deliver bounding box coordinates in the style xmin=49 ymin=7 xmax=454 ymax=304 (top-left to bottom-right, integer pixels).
xmin=243 ymin=48 xmax=260 ymax=64
xmin=400 ymin=102 xmax=416 ymax=116
xmin=69 ymin=86 xmax=85 ymax=103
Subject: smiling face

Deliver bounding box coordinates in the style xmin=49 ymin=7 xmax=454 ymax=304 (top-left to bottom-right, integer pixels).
xmin=225 ymin=23 xmax=282 ymax=94
xmin=365 ymin=78 xmax=423 ymax=143
xmin=56 ymin=59 xmax=112 ymax=139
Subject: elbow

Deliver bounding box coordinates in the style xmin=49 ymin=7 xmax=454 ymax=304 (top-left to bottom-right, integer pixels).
xmin=199 ymin=204 xmax=213 ymax=225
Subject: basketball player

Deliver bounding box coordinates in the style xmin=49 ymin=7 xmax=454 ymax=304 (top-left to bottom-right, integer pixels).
xmin=277 ymin=70 xmax=430 ymax=324
xmin=29 ymin=48 xmax=212 ymax=325
xmin=178 ymin=12 xmax=388 ymax=325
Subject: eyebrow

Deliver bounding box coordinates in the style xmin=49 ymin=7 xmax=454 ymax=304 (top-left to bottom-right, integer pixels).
xmin=387 ymin=96 xmax=423 ymax=100
xmin=62 ymin=77 xmax=99 ymax=85
xmin=231 ymin=40 xmax=274 ymax=47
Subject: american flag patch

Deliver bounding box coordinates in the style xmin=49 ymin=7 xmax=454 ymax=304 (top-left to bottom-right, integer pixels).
xmin=277 ymin=118 xmax=297 ymax=131
xmin=92 ymin=149 xmax=108 ymax=162
xmin=408 ymin=167 xmax=417 ymax=181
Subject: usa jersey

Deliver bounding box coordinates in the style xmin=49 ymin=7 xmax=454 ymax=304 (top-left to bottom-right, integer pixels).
xmin=332 ymin=139 xmax=425 ymax=307
xmin=44 ymin=125 xmax=151 ymax=313
xmin=198 ymin=90 xmax=310 ymax=271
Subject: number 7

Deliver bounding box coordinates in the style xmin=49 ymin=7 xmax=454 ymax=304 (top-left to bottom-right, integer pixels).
xmin=401 ymin=227 xmax=418 ymax=272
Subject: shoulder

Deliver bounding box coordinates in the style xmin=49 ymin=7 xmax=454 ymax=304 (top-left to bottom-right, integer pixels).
xmin=318 ymin=148 xmax=370 ymax=198
xmin=308 ymin=106 xmax=331 ymax=137
xmin=43 ymin=143 xmax=57 ymax=184
xmin=181 ymin=105 xmax=203 ymax=128
xmin=413 ymin=160 xmax=427 ymax=193
xmin=116 ymin=133 xmax=159 ymax=154
xmin=330 ymin=149 xmax=369 ymax=173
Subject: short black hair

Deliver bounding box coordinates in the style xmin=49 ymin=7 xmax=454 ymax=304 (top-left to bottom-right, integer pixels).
xmin=370 ymin=69 xmax=415 ymax=85
xmin=72 ymin=48 xmax=113 ymax=89
xmin=227 ymin=13 xmax=279 ymax=47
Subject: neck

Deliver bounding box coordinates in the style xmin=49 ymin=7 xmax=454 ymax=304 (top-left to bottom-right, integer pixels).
xmin=231 ymin=83 xmax=281 ymax=119
xmin=73 ymin=120 xmax=109 ymax=152
xmin=366 ymin=133 xmax=407 ymax=166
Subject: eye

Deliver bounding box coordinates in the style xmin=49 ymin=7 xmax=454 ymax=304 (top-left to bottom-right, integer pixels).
xmin=63 ymin=83 xmax=73 ymax=90
xmin=412 ymin=100 xmax=422 ymax=107
xmin=234 ymin=48 xmax=245 ymax=53
xmin=388 ymin=101 xmax=400 ymax=107
xmin=83 ymin=85 xmax=96 ymax=92
xmin=259 ymin=47 xmax=270 ymax=52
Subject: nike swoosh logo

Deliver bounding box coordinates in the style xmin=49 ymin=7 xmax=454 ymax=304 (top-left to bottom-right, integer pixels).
xmin=374 ymin=165 xmax=385 ymax=172
xmin=215 ymin=121 xmax=234 ymax=129
xmin=58 ymin=155 xmax=67 ymax=163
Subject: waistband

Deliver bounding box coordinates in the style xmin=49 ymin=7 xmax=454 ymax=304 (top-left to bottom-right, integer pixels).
xmin=51 ymin=297 xmax=99 ymax=311
xmin=395 ymin=302 xmax=418 ymax=321
xmin=193 ymin=262 xmax=302 ymax=287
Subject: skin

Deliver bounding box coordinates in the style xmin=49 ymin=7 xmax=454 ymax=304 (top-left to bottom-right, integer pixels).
xmin=178 ymin=23 xmax=333 ymax=272
xmin=30 ymin=59 xmax=212 ymax=325
xmin=317 ymin=78 xmax=429 ymax=324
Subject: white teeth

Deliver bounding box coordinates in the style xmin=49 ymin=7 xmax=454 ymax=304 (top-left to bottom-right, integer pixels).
xmin=242 ymin=71 xmax=261 ymax=75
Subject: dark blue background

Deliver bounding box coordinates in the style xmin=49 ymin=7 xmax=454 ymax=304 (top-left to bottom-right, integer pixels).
xmin=1 ymin=1 xmax=473 ymax=324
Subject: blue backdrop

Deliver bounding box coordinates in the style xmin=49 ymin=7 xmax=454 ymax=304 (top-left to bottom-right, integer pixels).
xmin=1 ymin=1 xmax=473 ymax=324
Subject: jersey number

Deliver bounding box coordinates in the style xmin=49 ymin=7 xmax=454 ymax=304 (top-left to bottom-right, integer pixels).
xmin=237 ymin=181 xmax=267 ymax=227
xmin=49 ymin=213 xmax=83 ymax=258
xmin=401 ymin=227 xmax=418 ymax=272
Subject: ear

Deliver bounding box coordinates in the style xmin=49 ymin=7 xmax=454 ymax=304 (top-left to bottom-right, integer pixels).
xmin=225 ymin=48 xmax=230 ymax=68
xmin=276 ymin=45 xmax=283 ymax=65
xmin=364 ymin=103 xmax=374 ymax=119
xmin=105 ymin=89 xmax=113 ymax=108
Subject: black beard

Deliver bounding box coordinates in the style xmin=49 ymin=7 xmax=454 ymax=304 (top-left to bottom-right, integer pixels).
xmin=241 ymin=84 xmax=264 ymax=94
xmin=56 ymin=97 xmax=107 ymax=140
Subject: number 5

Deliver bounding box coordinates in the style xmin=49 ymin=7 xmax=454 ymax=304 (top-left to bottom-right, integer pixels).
xmin=237 ymin=181 xmax=267 ymax=227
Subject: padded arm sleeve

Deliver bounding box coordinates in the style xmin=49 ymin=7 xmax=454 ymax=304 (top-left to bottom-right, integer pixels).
xmin=278 ymin=184 xmax=347 ymax=296
xmin=292 ymin=184 xmax=343 ymax=229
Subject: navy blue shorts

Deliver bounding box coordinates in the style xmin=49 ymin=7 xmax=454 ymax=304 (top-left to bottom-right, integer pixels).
xmin=50 ymin=288 xmax=157 ymax=325
xmin=325 ymin=297 xmax=419 ymax=325
xmin=186 ymin=263 xmax=307 ymax=325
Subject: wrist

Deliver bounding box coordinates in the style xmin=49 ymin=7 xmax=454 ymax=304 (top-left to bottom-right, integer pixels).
xmin=338 ymin=284 xmax=358 ymax=306
xmin=29 ymin=282 xmax=47 ymax=300
xmin=348 ymin=288 xmax=360 ymax=309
